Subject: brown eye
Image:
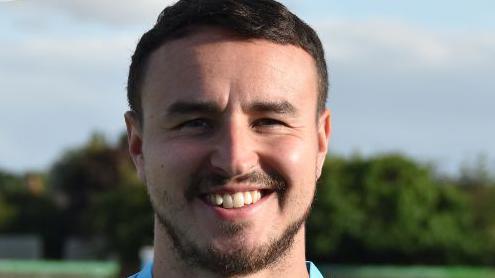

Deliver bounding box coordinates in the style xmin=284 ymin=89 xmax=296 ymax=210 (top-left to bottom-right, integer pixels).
xmin=176 ymin=118 xmax=212 ymax=130
xmin=253 ymin=118 xmax=286 ymax=127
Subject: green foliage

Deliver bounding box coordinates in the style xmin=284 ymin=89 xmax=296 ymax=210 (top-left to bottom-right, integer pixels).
xmin=0 ymin=195 xmax=15 ymax=231
xmin=0 ymin=170 xmax=61 ymax=257
xmin=47 ymin=132 xmax=152 ymax=263
xmin=307 ymin=153 xmax=491 ymax=265
xmin=0 ymin=170 xmax=21 ymax=231
xmin=85 ymin=184 xmax=153 ymax=262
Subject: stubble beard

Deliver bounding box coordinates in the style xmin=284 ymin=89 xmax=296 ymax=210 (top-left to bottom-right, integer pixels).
xmin=153 ymin=199 xmax=312 ymax=276
xmin=149 ymin=170 xmax=315 ymax=276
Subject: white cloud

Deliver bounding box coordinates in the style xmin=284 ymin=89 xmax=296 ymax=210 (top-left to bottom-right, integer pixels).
xmin=319 ymin=19 xmax=495 ymax=70
xmin=5 ymin=0 xmax=177 ymax=26
xmin=0 ymin=31 xmax=136 ymax=172
xmin=314 ymin=20 xmax=495 ymax=174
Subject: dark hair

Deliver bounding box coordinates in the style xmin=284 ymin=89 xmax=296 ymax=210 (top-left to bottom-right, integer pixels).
xmin=127 ymin=0 xmax=328 ymax=121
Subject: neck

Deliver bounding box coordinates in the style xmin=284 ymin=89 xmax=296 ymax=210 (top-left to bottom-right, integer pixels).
xmin=152 ymin=217 xmax=309 ymax=278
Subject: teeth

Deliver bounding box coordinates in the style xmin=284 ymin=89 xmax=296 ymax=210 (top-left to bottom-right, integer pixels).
xmin=250 ymin=190 xmax=261 ymax=203
xmin=206 ymin=190 xmax=263 ymax=209
xmin=233 ymin=192 xmax=244 ymax=208
xmin=253 ymin=190 xmax=261 ymax=202
xmin=243 ymin=192 xmax=252 ymax=205
xmin=214 ymin=194 xmax=223 ymax=206
xmin=223 ymin=194 xmax=233 ymax=209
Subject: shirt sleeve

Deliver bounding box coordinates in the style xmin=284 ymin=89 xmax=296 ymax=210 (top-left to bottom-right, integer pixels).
xmin=128 ymin=262 xmax=153 ymax=278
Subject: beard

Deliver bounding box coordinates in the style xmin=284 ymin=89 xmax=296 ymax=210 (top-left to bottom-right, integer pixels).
xmin=149 ymin=170 xmax=315 ymax=276
xmin=154 ymin=200 xmax=312 ymax=276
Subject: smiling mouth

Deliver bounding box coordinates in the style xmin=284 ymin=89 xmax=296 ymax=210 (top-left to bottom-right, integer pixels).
xmin=202 ymin=190 xmax=272 ymax=209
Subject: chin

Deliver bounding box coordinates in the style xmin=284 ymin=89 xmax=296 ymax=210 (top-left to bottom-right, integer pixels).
xmin=209 ymin=233 xmax=258 ymax=251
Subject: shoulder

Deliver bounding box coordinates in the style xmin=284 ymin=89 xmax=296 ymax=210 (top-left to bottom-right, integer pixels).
xmin=128 ymin=262 xmax=153 ymax=278
xmin=306 ymin=261 xmax=325 ymax=278
xmin=129 ymin=261 xmax=324 ymax=277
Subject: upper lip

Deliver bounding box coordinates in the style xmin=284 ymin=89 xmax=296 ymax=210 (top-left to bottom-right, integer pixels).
xmin=199 ymin=184 xmax=273 ymax=195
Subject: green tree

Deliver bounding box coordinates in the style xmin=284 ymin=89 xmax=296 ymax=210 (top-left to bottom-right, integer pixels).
xmin=0 ymin=170 xmax=21 ymax=231
xmin=0 ymin=170 xmax=61 ymax=258
xmin=307 ymin=154 xmax=480 ymax=265
xmin=49 ymin=132 xmax=153 ymax=263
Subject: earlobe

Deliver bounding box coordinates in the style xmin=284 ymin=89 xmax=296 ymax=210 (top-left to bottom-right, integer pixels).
xmin=124 ymin=111 xmax=146 ymax=182
xmin=316 ymin=109 xmax=331 ymax=179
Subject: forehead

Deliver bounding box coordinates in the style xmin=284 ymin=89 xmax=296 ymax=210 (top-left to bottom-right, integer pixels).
xmin=141 ymin=27 xmax=318 ymax=112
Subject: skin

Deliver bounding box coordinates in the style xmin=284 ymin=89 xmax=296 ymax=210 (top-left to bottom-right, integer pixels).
xmin=126 ymin=27 xmax=331 ymax=278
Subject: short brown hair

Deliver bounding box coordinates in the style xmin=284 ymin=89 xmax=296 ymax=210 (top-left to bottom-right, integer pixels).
xmin=127 ymin=0 xmax=328 ymax=121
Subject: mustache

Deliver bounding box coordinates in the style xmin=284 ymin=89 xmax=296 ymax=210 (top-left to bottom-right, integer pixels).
xmin=185 ymin=170 xmax=287 ymax=202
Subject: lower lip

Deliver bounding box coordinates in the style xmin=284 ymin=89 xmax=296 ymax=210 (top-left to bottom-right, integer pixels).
xmin=198 ymin=192 xmax=274 ymax=221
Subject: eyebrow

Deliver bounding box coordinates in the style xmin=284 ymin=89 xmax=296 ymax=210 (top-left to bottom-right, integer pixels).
xmin=164 ymin=99 xmax=297 ymax=117
xmin=165 ymin=101 xmax=222 ymax=117
xmin=248 ymin=100 xmax=297 ymax=115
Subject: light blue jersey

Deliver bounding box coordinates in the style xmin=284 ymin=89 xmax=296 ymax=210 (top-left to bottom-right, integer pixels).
xmin=129 ymin=261 xmax=325 ymax=277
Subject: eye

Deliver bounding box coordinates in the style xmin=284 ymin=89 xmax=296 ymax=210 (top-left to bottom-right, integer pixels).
xmin=252 ymin=118 xmax=287 ymax=127
xmin=175 ymin=118 xmax=213 ymax=130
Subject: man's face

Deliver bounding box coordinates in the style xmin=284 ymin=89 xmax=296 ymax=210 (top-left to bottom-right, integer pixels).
xmin=126 ymin=28 xmax=330 ymax=274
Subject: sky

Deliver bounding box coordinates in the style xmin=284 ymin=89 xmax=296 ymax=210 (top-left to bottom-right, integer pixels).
xmin=1 ymin=0 xmax=494 ymax=176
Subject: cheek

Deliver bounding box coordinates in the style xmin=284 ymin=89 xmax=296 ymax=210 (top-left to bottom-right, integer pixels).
xmin=143 ymin=139 xmax=208 ymax=193
xmin=264 ymin=136 xmax=318 ymax=194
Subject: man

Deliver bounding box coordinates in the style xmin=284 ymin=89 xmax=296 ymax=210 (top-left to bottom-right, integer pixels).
xmin=125 ymin=0 xmax=331 ymax=277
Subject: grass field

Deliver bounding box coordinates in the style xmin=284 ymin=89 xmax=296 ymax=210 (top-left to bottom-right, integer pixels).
xmin=1 ymin=260 xmax=495 ymax=278
xmin=0 ymin=260 xmax=118 ymax=278
xmin=321 ymin=265 xmax=495 ymax=278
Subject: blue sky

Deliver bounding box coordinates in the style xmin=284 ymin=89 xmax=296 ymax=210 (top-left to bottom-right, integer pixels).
xmin=287 ymin=0 xmax=495 ymax=29
xmin=1 ymin=0 xmax=494 ymax=175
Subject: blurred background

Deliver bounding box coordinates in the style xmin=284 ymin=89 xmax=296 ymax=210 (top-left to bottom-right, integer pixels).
xmin=1 ymin=0 xmax=494 ymax=277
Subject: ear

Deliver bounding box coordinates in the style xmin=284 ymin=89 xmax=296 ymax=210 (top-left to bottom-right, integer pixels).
xmin=125 ymin=111 xmax=146 ymax=183
xmin=316 ymin=108 xmax=331 ymax=179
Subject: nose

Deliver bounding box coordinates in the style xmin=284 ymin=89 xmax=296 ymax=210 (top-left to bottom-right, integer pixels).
xmin=209 ymin=119 xmax=259 ymax=177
